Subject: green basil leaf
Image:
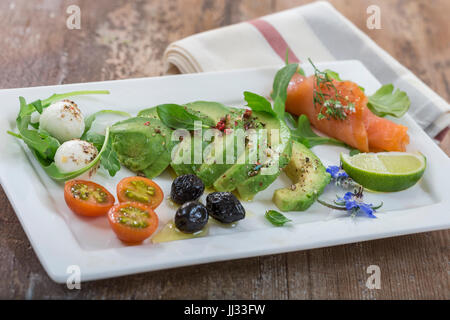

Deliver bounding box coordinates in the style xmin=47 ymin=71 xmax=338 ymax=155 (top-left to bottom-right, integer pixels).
xmin=367 ymin=84 xmax=410 ymax=118
xmin=271 ymin=64 xmax=298 ymax=120
xmin=285 ymin=112 xmax=297 ymax=128
xmin=265 ymin=210 xmax=292 ymax=226
xmin=243 ymin=91 xmax=276 ymax=116
xmin=30 ymin=100 xmax=43 ymax=114
xmin=157 ymin=104 xmax=213 ymax=130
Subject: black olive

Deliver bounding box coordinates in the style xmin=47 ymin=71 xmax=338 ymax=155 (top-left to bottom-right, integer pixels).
xmin=206 ymin=192 xmax=245 ymax=224
xmin=170 ymin=174 xmax=205 ymax=204
xmin=174 ymin=201 xmax=208 ymax=233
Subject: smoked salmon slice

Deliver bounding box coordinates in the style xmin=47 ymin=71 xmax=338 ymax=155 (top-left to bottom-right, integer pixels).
xmin=285 ymin=73 xmax=409 ymax=152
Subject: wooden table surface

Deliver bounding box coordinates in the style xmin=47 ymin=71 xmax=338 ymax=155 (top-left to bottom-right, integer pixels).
xmin=0 ymin=0 xmax=449 ymax=299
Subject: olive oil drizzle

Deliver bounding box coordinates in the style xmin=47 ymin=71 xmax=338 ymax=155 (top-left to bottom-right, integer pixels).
xmin=125 ymin=180 xmax=155 ymax=204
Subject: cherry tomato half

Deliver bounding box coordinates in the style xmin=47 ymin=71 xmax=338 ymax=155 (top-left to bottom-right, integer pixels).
xmin=107 ymin=202 xmax=159 ymax=243
xmin=64 ymin=180 xmax=115 ymax=217
xmin=116 ymin=176 xmax=163 ymax=209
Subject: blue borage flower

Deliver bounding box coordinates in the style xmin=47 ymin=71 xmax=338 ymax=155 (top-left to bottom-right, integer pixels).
xmin=318 ymin=187 xmax=382 ymax=218
xmin=326 ymin=165 xmax=359 ymax=189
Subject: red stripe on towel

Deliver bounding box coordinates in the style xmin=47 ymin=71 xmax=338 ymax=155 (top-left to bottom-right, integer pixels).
xmin=248 ymin=19 xmax=300 ymax=63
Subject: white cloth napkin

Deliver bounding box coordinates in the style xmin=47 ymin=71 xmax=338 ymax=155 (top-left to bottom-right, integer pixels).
xmin=164 ymin=1 xmax=450 ymax=141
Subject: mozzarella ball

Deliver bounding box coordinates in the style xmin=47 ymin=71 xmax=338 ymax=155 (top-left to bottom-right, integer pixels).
xmin=54 ymin=139 xmax=98 ymax=175
xmin=39 ymin=99 xmax=85 ymax=142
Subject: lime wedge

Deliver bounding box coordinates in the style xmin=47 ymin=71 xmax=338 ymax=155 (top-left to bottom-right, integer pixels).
xmin=340 ymin=152 xmax=426 ymax=192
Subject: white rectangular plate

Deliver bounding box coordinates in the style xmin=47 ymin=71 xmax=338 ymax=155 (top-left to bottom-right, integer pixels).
xmin=1 ymin=61 xmax=449 ymax=283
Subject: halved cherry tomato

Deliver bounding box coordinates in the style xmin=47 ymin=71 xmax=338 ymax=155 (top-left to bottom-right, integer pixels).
xmin=116 ymin=176 xmax=163 ymax=209
xmin=107 ymin=202 xmax=159 ymax=243
xmin=64 ymin=180 xmax=115 ymax=217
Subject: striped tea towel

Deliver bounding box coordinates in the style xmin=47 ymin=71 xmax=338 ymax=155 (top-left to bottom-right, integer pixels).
xmin=164 ymin=1 xmax=450 ymax=142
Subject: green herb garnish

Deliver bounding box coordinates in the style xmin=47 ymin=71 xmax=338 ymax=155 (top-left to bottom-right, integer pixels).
xmin=99 ymin=134 xmax=121 ymax=177
xmin=244 ymin=63 xmax=298 ymax=121
xmin=367 ymin=84 xmax=411 ymax=118
xmin=81 ymin=109 xmax=131 ymax=151
xmin=9 ymin=96 xmax=61 ymax=160
xmin=271 ymin=64 xmax=299 ymax=120
xmin=288 ymin=114 xmax=348 ymax=148
xmin=33 ymin=127 xmax=114 ymax=180
xmin=265 ymin=210 xmax=292 ymax=226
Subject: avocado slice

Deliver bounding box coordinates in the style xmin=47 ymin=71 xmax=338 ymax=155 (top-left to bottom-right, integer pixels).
xmin=185 ymin=101 xmax=229 ymax=123
xmin=213 ymin=110 xmax=286 ymax=194
xmin=273 ymin=140 xmax=331 ymax=211
xmin=170 ymin=133 xmax=208 ymax=176
xmin=236 ymin=118 xmax=292 ymax=200
xmin=137 ymin=107 xmax=159 ymax=119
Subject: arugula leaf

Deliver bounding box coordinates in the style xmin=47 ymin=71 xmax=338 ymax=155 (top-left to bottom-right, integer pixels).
xmin=243 ymin=91 xmax=276 ymax=116
xmin=157 ymin=104 xmax=214 ymax=130
xmin=285 ymin=48 xmax=305 ymax=75
xmin=40 ymin=90 xmax=110 ymax=108
xmin=100 ymin=134 xmax=121 ymax=177
xmin=284 ymin=112 xmax=297 ymax=128
xmin=265 ymin=210 xmax=292 ymax=226
xmin=290 ymin=114 xmax=348 ymax=148
xmin=271 ymin=64 xmax=298 ymax=119
xmin=33 ymin=127 xmax=115 ymax=180
xmin=324 ymin=69 xmax=342 ymax=81
xmin=367 ymin=84 xmax=410 ymax=118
